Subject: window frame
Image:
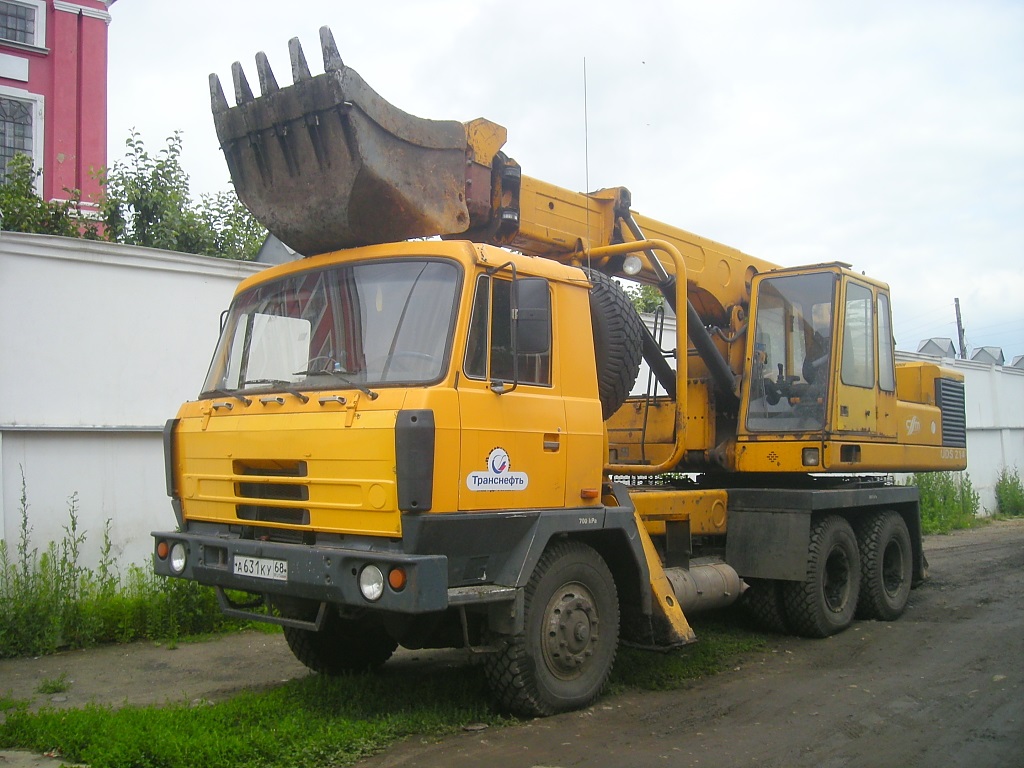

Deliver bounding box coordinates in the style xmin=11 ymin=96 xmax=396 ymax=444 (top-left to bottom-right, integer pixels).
xmin=0 ymin=0 xmax=45 ymax=50
xmin=0 ymin=83 xmax=43 ymax=193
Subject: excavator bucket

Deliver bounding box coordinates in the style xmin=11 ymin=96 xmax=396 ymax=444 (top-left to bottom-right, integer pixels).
xmin=211 ymin=27 xmax=472 ymax=255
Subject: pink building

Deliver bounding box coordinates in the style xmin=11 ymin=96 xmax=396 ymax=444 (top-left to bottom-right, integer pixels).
xmin=0 ymin=0 xmax=112 ymax=210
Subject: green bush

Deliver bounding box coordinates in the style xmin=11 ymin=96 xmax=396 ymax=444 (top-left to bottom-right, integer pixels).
xmin=907 ymin=471 xmax=980 ymax=534
xmin=994 ymin=466 xmax=1024 ymax=517
xmin=0 ymin=472 xmax=242 ymax=659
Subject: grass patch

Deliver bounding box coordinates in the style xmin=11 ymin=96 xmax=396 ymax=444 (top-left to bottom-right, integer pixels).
xmin=906 ymin=471 xmax=981 ymax=534
xmin=0 ymin=610 xmax=767 ymax=768
xmin=611 ymin=611 xmax=767 ymax=692
xmin=0 ymin=470 xmax=247 ymax=659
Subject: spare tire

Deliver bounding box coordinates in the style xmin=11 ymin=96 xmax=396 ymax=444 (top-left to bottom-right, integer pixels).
xmin=585 ymin=269 xmax=643 ymax=419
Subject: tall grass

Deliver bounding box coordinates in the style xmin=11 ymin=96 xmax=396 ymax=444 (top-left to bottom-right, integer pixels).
xmin=907 ymin=471 xmax=980 ymax=534
xmin=0 ymin=472 xmax=240 ymax=659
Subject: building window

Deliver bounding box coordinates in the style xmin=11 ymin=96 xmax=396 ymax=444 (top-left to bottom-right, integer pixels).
xmin=0 ymin=94 xmax=32 ymax=180
xmin=0 ymin=1 xmax=36 ymax=46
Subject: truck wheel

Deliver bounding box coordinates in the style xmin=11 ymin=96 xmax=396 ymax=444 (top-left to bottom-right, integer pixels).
xmin=485 ymin=540 xmax=619 ymax=716
xmin=740 ymin=579 xmax=789 ymax=634
xmin=782 ymin=515 xmax=861 ymax=638
xmin=585 ymin=269 xmax=643 ymax=419
xmin=283 ymin=609 xmax=397 ymax=674
xmin=855 ymin=510 xmax=913 ymax=621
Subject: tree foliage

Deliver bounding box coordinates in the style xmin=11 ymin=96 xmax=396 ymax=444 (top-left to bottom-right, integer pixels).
xmin=100 ymin=130 xmax=265 ymax=259
xmin=0 ymin=154 xmax=99 ymax=239
xmin=0 ymin=131 xmax=265 ymax=260
xmin=625 ymin=282 xmax=665 ymax=314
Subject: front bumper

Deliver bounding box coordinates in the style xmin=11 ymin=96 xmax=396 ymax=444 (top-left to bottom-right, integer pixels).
xmin=152 ymin=529 xmax=450 ymax=614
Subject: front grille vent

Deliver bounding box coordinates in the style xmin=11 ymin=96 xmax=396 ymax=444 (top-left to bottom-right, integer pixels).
xmin=237 ymin=505 xmax=310 ymax=526
xmin=233 ymin=460 xmax=310 ymax=526
xmin=935 ymin=378 xmax=967 ymax=448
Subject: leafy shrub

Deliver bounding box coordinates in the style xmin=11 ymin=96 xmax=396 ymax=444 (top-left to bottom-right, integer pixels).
xmin=994 ymin=466 xmax=1024 ymax=517
xmin=907 ymin=471 xmax=980 ymax=534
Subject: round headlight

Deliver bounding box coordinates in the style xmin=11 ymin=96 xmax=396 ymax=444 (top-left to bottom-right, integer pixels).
xmin=358 ymin=565 xmax=385 ymax=602
xmin=169 ymin=542 xmax=187 ymax=575
xmin=622 ymin=254 xmax=644 ymax=276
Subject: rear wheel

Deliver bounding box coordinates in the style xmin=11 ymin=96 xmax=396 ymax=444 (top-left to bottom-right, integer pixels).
xmin=485 ymin=540 xmax=619 ymax=716
xmin=855 ymin=511 xmax=913 ymax=621
xmin=783 ymin=515 xmax=861 ymax=637
xmin=283 ymin=608 xmax=397 ymax=674
xmin=740 ymin=578 xmax=790 ymax=634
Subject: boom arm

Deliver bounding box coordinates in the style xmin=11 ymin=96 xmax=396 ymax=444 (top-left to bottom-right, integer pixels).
xmin=212 ymin=27 xmax=777 ymax=328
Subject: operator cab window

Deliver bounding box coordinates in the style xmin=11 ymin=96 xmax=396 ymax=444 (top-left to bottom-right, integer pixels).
xmin=464 ymin=275 xmax=551 ymax=386
xmin=746 ymin=272 xmax=836 ymax=432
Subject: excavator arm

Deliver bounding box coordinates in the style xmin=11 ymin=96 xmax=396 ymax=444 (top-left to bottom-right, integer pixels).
xmin=212 ymin=27 xmax=778 ymax=330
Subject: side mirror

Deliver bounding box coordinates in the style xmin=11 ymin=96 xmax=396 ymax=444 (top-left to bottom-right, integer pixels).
xmin=515 ymin=277 xmax=550 ymax=355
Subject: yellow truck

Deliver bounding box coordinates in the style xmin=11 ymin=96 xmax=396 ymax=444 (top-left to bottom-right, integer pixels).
xmin=153 ymin=28 xmax=967 ymax=716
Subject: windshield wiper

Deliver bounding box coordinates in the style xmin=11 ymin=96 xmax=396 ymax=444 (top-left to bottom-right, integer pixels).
xmin=291 ymin=369 xmax=379 ymax=401
xmin=201 ymin=388 xmax=252 ymax=406
xmin=242 ymin=379 xmax=310 ymax=404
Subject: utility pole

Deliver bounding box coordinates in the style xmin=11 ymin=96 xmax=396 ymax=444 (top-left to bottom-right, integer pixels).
xmin=954 ymin=298 xmax=967 ymax=359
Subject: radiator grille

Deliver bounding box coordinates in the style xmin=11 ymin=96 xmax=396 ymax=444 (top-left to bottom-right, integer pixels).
xmin=233 ymin=460 xmax=310 ymax=526
xmin=935 ymin=378 xmax=967 ymax=448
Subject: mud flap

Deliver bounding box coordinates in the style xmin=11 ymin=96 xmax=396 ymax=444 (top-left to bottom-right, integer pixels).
xmin=630 ymin=510 xmax=698 ymax=648
xmin=210 ymin=27 xmax=472 ymax=255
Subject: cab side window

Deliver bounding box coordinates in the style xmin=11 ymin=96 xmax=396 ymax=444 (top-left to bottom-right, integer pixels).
xmin=841 ymin=282 xmax=875 ymax=388
xmin=463 ymin=275 xmax=551 ymax=386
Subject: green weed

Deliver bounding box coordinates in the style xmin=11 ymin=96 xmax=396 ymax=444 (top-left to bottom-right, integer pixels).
xmin=906 ymin=471 xmax=981 ymax=534
xmin=994 ymin=466 xmax=1024 ymax=518
xmin=36 ymin=674 xmax=71 ymax=696
xmin=0 ymin=470 xmax=246 ymax=659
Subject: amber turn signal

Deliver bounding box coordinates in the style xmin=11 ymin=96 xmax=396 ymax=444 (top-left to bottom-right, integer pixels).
xmin=388 ymin=567 xmax=407 ymax=591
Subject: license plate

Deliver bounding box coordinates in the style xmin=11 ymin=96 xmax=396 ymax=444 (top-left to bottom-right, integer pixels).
xmin=233 ymin=555 xmax=288 ymax=581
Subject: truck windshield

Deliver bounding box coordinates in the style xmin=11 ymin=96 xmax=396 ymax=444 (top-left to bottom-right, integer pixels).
xmin=202 ymin=259 xmax=460 ymax=395
xmin=745 ymin=272 xmax=836 ymax=433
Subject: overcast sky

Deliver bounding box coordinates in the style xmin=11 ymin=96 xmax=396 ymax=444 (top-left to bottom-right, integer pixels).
xmin=106 ymin=0 xmax=1023 ymax=361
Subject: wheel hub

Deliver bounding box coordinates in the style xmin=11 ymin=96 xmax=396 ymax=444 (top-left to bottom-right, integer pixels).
xmin=542 ymin=583 xmax=601 ymax=680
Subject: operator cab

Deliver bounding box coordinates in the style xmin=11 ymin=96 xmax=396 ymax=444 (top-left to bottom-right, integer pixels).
xmin=740 ymin=264 xmax=897 ymax=445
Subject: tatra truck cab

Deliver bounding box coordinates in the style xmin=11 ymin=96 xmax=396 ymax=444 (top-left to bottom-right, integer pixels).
xmin=154 ymin=29 xmax=967 ymax=716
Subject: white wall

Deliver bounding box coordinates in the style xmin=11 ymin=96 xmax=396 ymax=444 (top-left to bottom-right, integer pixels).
xmin=0 ymin=232 xmax=264 ymax=567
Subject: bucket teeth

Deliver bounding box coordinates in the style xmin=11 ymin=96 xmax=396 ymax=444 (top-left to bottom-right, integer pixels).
xmin=231 ymin=61 xmax=254 ymax=105
xmin=289 ymin=36 xmax=312 ymax=82
xmin=255 ymin=51 xmax=279 ymax=96
xmin=320 ymin=26 xmax=343 ymax=72
xmin=209 ymin=73 xmax=229 ymax=114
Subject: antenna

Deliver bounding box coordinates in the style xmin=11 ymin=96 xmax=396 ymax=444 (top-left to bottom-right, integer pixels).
xmin=583 ymin=57 xmax=591 ymax=271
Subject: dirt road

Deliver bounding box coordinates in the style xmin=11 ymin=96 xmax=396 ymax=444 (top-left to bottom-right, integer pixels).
xmin=2 ymin=519 xmax=1022 ymax=768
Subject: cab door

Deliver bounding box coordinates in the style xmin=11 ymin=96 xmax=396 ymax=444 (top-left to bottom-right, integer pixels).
xmin=457 ymin=274 xmax=567 ymax=511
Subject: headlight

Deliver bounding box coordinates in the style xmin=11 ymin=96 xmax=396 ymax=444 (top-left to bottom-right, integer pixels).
xmin=358 ymin=565 xmax=385 ymax=601
xmin=169 ymin=542 xmax=187 ymax=575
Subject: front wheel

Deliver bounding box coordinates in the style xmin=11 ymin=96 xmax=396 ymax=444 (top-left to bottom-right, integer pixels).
xmin=484 ymin=540 xmax=619 ymax=716
xmin=783 ymin=515 xmax=861 ymax=638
